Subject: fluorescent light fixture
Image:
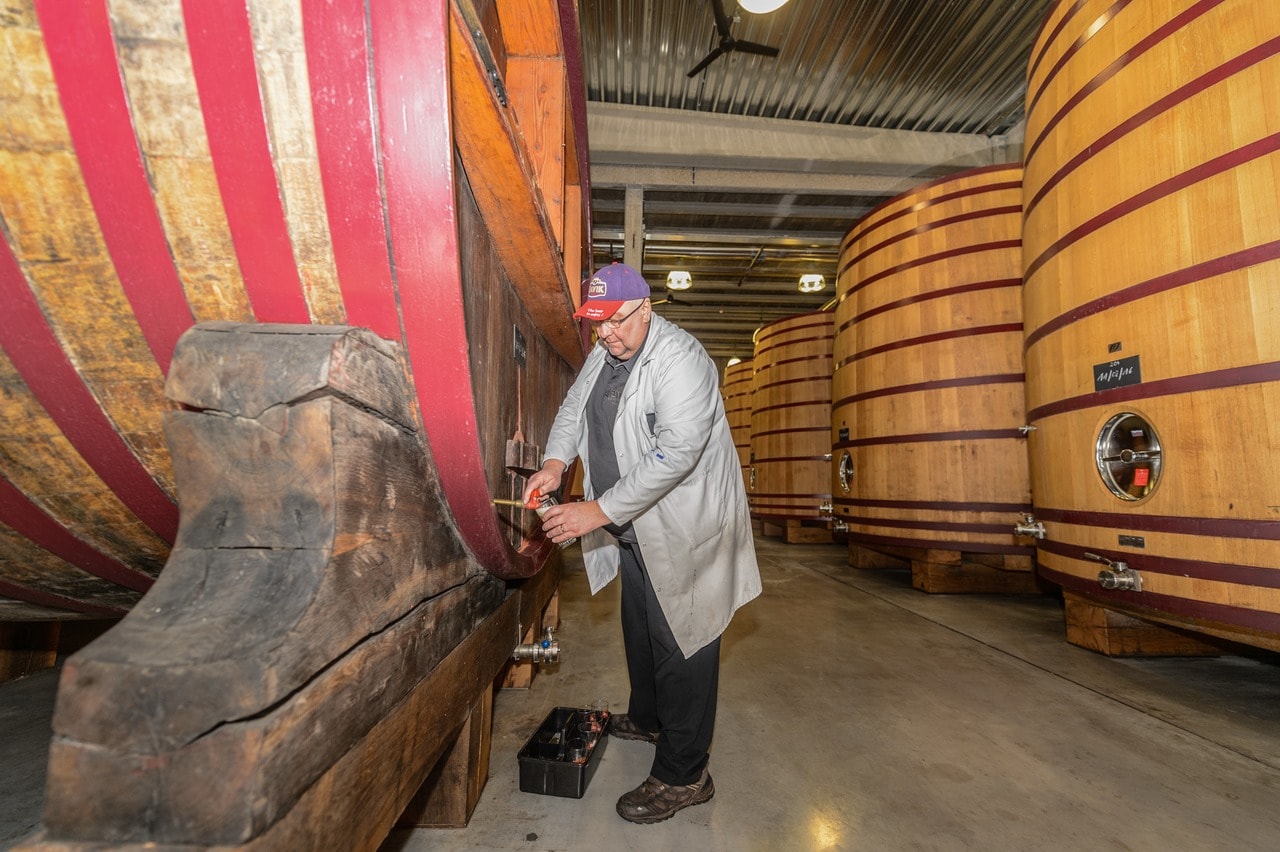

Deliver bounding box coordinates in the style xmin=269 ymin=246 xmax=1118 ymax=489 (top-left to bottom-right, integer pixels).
xmin=666 ymin=270 xmax=693 ymax=290
xmin=798 ymin=273 xmax=826 ymax=293
xmin=726 ymin=357 xmax=742 ymax=366
xmin=738 ymin=0 xmax=791 ymax=13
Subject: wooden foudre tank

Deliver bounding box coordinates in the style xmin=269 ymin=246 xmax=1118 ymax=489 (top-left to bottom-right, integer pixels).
xmin=721 ymin=358 xmax=755 ymax=496
xmin=2 ymin=0 xmax=588 ymax=846
xmin=1022 ymin=0 xmax=1280 ymax=654
xmin=750 ymin=311 xmax=834 ymax=544
xmin=832 ymin=163 xmax=1036 ymax=592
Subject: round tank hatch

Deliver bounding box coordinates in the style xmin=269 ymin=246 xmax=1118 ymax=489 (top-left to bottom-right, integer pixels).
xmin=1096 ymin=412 xmax=1162 ymax=501
xmin=838 ymin=450 xmax=855 ymax=494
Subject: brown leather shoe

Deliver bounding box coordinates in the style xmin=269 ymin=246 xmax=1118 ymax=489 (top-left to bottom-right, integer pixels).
xmin=616 ymin=768 xmax=715 ymax=824
xmin=609 ymin=713 xmax=658 ymax=744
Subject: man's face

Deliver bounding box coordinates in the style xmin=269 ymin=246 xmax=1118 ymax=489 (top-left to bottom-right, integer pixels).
xmin=593 ymin=298 xmax=651 ymax=361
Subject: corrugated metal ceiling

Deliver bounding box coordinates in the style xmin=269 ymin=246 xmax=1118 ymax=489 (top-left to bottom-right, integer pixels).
xmin=579 ymin=0 xmax=1053 ymax=361
xmin=581 ymin=0 xmax=1046 ymax=134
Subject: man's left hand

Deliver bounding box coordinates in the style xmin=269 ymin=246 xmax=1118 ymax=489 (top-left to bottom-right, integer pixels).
xmin=538 ymin=499 xmax=611 ymax=544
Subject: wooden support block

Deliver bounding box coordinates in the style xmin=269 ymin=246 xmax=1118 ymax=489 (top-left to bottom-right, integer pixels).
xmin=847 ymin=543 xmax=909 ymax=571
xmin=762 ymin=521 xmax=786 ymax=538
xmin=782 ymin=520 xmax=832 ymax=545
xmin=19 ymin=590 xmax=521 ymax=852
xmin=20 ymin=325 xmax=521 ymax=849
xmin=0 ymin=622 xmax=59 ymax=684
xmin=911 ymin=551 xmax=1041 ymax=595
xmin=396 ymin=683 xmax=494 ymax=828
xmin=1062 ymin=592 xmax=1223 ymax=657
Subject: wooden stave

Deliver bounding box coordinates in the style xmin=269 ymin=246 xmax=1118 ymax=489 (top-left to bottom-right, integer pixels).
xmin=833 ymin=164 xmax=1034 ymax=558
xmin=750 ymin=312 xmax=834 ymax=523
xmin=1022 ymin=0 xmax=1280 ymax=645
xmin=0 ymin=0 xmax=587 ymax=619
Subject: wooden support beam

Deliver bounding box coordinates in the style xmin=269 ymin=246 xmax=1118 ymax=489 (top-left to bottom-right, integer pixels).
xmin=506 ymin=56 xmax=566 ymax=247
xmin=449 ymin=1 xmax=582 ymax=367
xmin=495 ymin=0 xmax=562 ymax=55
xmin=396 ymin=684 xmax=495 ymax=829
xmin=243 ymin=594 xmax=518 ymax=849
xmin=563 ymin=182 xmax=584 ymax=301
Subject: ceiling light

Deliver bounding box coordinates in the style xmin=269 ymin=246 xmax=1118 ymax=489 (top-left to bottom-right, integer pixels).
xmin=737 ymin=0 xmax=791 ymax=13
xmin=798 ymin=273 xmax=826 ymax=293
xmin=667 ymin=270 xmax=692 ymax=290
xmin=726 ymin=357 xmax=742 ymax=366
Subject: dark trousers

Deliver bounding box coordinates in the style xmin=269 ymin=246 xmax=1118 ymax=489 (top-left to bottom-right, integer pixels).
xmin=618 ymin=539 xmax=720 ymax=786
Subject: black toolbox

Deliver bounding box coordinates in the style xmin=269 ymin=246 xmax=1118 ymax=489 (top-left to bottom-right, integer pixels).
xmin=518 ymin=706 xmax=610 ymax=798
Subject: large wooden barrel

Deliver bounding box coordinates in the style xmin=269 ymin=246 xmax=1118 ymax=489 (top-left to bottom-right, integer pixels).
xmin=750 ymin=312 xmax=833 ymax=535
xmin=1022 ymin=0 xmax=1280 ymax=648
xmin=721 ymin=358 xmax=755 ymax=494
xmin=832 ymin=163 xmax=1034 ymax=584
xmin=0 ymin=0 xmax=588 ymax=620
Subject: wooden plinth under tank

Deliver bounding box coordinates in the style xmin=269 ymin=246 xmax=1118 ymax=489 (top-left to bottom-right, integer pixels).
xmin=1022 ymin=0 xmax=1280 ymax=653
xmin=2 ymin=0 xmax=587 ymax=846
xmin=833 ymin=163 xmax=1037 ymax=593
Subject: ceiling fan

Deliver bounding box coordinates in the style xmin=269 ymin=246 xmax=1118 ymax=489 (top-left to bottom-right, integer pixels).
xmin=686 ymin=0 xmax=781 ymax=78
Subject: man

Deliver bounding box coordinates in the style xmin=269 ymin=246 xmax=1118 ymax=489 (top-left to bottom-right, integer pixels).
xmin=522 ymin=262 xmax=761 ymax=824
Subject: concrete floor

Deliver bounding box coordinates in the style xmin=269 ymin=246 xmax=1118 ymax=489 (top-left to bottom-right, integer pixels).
xmin=5 ymin=534 xmax=1280 ymax=850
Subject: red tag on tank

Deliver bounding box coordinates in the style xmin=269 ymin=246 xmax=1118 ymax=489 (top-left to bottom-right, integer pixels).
xmin=1133 ymin=468 xmax=1150 ymax=486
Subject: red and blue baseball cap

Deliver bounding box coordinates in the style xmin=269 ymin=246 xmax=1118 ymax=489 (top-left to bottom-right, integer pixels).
xmin=573 ymin=263 xmax=651 ymax=320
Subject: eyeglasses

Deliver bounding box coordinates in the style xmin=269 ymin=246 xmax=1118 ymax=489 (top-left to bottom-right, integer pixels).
xmin=591 ymin=301 xmax=647 ymax=332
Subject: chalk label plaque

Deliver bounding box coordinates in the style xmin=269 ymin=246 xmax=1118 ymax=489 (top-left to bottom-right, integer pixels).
xmin=1094 ymin=355 xmax=1141 ymax=391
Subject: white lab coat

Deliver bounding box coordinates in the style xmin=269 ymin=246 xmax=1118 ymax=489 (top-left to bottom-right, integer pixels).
xmin=544 ymin=315 xmax=761 ymax=657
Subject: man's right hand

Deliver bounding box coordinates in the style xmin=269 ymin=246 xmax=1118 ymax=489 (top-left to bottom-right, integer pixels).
xmin=522 ymin=459 xmax=567 ymax=506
